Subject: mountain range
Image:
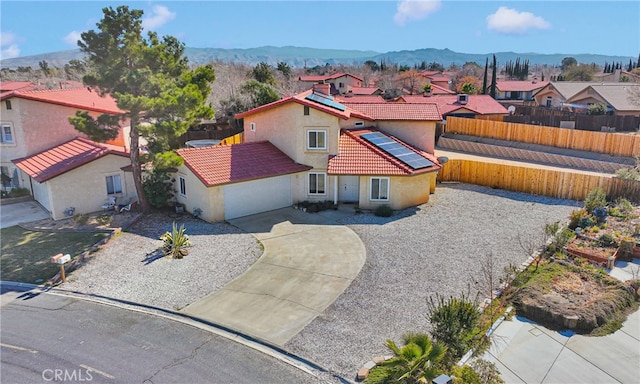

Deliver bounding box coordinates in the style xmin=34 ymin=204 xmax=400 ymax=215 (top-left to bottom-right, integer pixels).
xmin=1 ymin=46 xmax=635 ymax=69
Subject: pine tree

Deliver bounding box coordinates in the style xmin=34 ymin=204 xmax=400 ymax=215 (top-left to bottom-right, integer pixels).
xmin=628 ymin=59 xmax=633 ymax=72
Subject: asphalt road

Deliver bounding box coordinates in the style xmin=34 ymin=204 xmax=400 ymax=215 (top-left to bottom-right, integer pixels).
xmin=0 ymin=287 xmax=322 ymax=384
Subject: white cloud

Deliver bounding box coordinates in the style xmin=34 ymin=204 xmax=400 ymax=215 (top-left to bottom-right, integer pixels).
xmin=0 ymin=32 xmax=20 ymax=59
xmin=486 ymin=6 xmax=551 ymax=34
xmin=142 ymin=5 xmax=176 ymax=30
xmin=64 ymin=31 xmax=82 ymax=47
xmin=394 ymin=0 xmax=441 ymax=26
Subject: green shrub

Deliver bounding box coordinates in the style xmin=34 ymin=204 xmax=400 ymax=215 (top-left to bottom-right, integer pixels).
xmin=568 ymin=209 xmax=588 ymax=230
xmin=615 ymin=198 xmax=635 ymax=217
xmin=577 ymin=216 xmax=595 ymax=229
xmin=584 ymin=187 xmax=607 ymax=214
xmin=143 ymin=169 xmax=175 ymax=209
xmin=160 ymin=222 xmax=192 ymax=259
xmin=8 ymin=187 xmax=30 ymax=198
xmin=599 ymin=233 xmax=618 ymax=247
xmin=374 ymin=204 xmax=393 ymax=217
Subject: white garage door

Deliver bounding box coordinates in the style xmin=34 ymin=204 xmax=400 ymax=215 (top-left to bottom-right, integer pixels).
xmin=223 ymin=175 xmax=292 ymax=219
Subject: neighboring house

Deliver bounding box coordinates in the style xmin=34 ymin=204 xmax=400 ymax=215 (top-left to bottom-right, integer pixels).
xmin=0 ymin=81 xmax=128 ymax=191
xmin=12 ymin=137 xmax=135 ymax=220
xmin=345 ymin=86 xmax=383 ymax=96
xmin=564 ymin=83 xmax=640 ymax=116
xmin=176 ymin=83 xmax=442 ymax=221
xmin=393 ymin=94 xmax=508 ymax=120
xmin=298 ymin=72 xmax=363 ymax=95
xmin=532 ymin=81 xmax=592 ymax=108
xmin=424 ymin=74 xmax=452 ymax=90
xmin=592 ymin=69 xmax=640 ymax=83
xmin=496 ymin=80 xmax=549 ymax=105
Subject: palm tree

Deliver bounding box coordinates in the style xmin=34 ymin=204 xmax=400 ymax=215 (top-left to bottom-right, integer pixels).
xmin=366 ymin=333 xmax=446 ymax=383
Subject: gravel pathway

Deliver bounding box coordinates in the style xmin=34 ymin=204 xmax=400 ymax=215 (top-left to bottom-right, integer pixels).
xmin=285 ymin=182 xmax=581 ymax=380
xmin=63 ymin=212 xmax=261 ymax=311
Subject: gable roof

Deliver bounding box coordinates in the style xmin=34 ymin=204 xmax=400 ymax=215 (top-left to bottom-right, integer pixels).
xmin=235 ymin=89 xmax=356 ymax=120
xmin=341 ymin=102 xmax=442 ymax=121
xmin=533 ymin=82 xmax=591 ymax=99
xmin=176 ymin=141 xmax=312 ymax=187
xmin=0 ymin=83 xmax=123 ymax=114
xmin=395 ymin=95 xmax=508 ymax=115
xmin=298 ymin=72 xmax=363 ymax=82
xmin=0 ymin=81 xmax=35 ymax=95
xmin=12 ymin=137 xmax=129 ymax=183
xmin=335 ymin=95 xmax=386 ymax=103
xmin=566 ymin=83 xmax=640 ymax=112
xmin=429 ymin=83 xmax=455 ymax=95
xmin=496 ymin=80 xmax=549 ymax=92
xmin=347 ymin=86 xmax=382 ymax=95
xmin=328 ymin=128 xmax=440 ymax=176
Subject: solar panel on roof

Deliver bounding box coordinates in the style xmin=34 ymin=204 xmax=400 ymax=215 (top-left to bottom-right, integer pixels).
xmin=305 ymin=93 xmax=347 ymax=111
xmin=360 ymin=132 xmax=435 ymax=170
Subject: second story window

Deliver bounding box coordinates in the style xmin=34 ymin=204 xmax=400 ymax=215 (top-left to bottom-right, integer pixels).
xmin=304 ymin=105 xmax=310 ymax=115
xmin=5 ymin=100 xmax=12 ymax=110
xmin=307 ymin=130 xmax=326 ymax=150
xmin=0 ymin=125 xmax=14 ymax=144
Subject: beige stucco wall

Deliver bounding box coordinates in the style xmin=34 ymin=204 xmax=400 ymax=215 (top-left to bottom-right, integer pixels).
xmin=173 ymin=165 xmax=225 ymax=222
xmin=376 ymin=120 xmax=436 ymax=153
xmin=45 ymin=154 xmax=134 ymax=220
xmin=328 ymin=75 xmax=362 ymax=92
xmin=356 ymin=172 xmax=436 ymax=211
xmin=242 ymin=102 xmax=341 ymax=169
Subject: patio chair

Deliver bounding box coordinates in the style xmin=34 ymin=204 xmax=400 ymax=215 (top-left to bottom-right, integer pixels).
xmin=118 ymin=201 xmax=135 ymax=213
xmin=101 ymin=196 xmax=117 ymax=211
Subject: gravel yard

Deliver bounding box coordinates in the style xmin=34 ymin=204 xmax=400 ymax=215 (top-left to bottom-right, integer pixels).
xmin=63 ymin=183 xmax=582 ymax=381
xmin=285 ymin=183 xmax=581 ymax=379
xmin=63 ymin=212 xmax=261 ymax=311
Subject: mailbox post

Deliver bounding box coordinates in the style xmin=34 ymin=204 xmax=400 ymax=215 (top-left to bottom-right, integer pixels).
xmin=51 ymin=253 xmax=71 ymax=283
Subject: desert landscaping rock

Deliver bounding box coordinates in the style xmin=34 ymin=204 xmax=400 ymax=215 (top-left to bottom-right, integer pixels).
xmin=63 ymin=212 xmax=261 ymax=311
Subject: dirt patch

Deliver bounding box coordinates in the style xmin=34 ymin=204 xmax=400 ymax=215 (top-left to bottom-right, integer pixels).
xmin=510 ymin=260 xmax=637 ymax=333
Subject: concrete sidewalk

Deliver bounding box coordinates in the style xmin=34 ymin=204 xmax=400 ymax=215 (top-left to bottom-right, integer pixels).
xmin=483 ymin=260 xmax=640 ymax=383
xmin=182 ymin=207 xmax=366 ymax=346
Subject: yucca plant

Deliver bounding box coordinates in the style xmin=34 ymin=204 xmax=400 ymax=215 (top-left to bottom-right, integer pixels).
xmin=160 ymin=222 xmax=192 ymax=259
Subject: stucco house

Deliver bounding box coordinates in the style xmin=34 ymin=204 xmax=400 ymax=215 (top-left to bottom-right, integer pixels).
xmin=173 ymin=83 xmax=442 ymax=221
xmin=532 ymin=81 xmax=592 ymax=108
xmin=564 ymin=83 xmax=640 ymax=116
xmin=495 ymin=80 xmax=549 ymax=105
xmin=0 ymin=81 xmax=128 ymax=192
xmin=12 ymin=137 xmax=135 ymax=220
xmin=298 ymin=72 xmax=364 ymax=95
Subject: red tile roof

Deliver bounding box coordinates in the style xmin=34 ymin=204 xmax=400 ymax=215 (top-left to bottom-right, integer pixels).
xmin=235 ymin=90 xmax=352 ymax=120
xmin=12 ymin=137 xmax=129 ymax=183
xmin=341 ymin=102 xmax=442 ymax=121
xmin=348 ymin=86 xmax=382 ymax=95
xmin=496 ymin=80 xmax=549 ymax=92
xmin=430 ymin=83 xmax=455 ymax=94
xmin=298 ymin=72 xmax=363 ymax=82
xmin=396 ymin=95 xmax=508 ymax=115
xmin=328 ymin=129 xmax=440 ymax=175
xmin=1 ymin=84 xmax=123 ymax=114
xmin=176 ymin=141 xmax=312 ymax=187
xmin=0 ymin=81 xmax=34 ymax=93
xmin=335 ymin=95 xmax=386 ymax=103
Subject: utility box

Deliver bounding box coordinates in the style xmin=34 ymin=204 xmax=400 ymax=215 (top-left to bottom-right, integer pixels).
xmin=433 ymin=374 xmax=453 ymax=384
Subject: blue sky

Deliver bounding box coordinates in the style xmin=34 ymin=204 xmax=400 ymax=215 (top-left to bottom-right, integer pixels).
xmin=1 ymin=1 xmax=638 ymax=60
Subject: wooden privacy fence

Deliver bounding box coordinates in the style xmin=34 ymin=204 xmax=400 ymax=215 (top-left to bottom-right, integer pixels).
xmin=438 ymin=159 xmax=640 ymax=203
xmin=446 ymin=117 xmax=640 ymax=158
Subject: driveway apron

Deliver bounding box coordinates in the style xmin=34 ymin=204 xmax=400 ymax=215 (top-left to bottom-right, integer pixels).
xmin=182 ymin=207 xmax=366 ymax=346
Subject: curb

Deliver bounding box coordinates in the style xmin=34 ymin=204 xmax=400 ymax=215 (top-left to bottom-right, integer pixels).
xmin=0 ymin=281 xmax=349 ymax=384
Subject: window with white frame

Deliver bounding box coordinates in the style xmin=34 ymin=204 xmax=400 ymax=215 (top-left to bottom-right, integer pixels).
xmin=105 ymin=174 xmax=122 ymax=195
xmin=308 ymin=172 xmax=326 ymax=195
xmin=1 ymin=125 xmax=14 ymax=144
xmin=370 ymin=177 xmax=389 ymax=201
xmin=179 ymin=176 xmax=187 ymax=197
xmin=307 ymin=130 xmax=326 ymax=150
xmin=250 ymin=122 xmax=256 ymax=132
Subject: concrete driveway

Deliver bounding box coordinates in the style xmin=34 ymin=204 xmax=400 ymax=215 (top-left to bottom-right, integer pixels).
xmin=0 ymin=201 xmax=50 ymax=229
xmin=182 ymin=207 xmax=366 ymax=346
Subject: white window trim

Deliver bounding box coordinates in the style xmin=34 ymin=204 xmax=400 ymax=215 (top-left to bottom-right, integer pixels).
xmin=1 ymin=124 xmax=14 ymax=145
xmin=370 ymin=177 xmax=389 ymax=201
xmin=307 ymin=129 xmax=327 ymax=150
xmin=105 ymin=173 xmax=123 ymax=196
xmin=250 ymin=122 xmax=256 ymax=132
xmin=308 ymin=172 xmax=327 ymax=195
xmin=178 ymin=175 xmax=187 ymax=197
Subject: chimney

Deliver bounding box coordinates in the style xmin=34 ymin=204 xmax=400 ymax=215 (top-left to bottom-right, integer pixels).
xmin=457 ymin=94 xmax=469 ymax=105
xmin=313 ymin=81 xmax=331 ymax=96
